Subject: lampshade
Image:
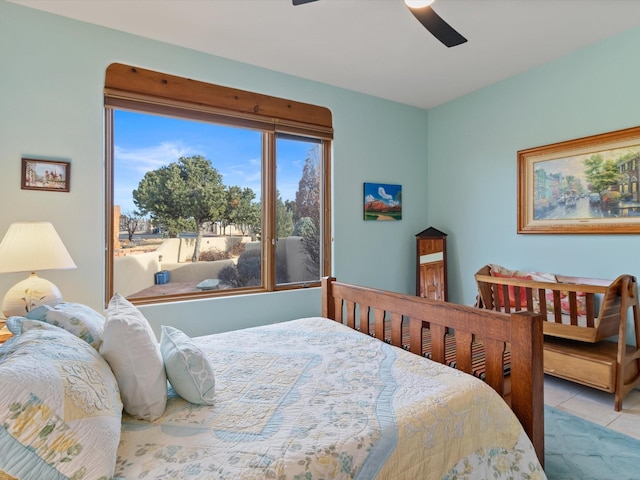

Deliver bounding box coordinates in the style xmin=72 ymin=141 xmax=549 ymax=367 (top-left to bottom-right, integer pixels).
xmin=0 ymin=222 xmax=76 ymax=317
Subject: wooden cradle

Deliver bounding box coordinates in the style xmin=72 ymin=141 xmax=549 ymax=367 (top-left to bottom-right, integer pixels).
xmin=321 ymin=277 xmax=545 ymax=466
xmin=474 ymin=265 xmax=640 ymax=411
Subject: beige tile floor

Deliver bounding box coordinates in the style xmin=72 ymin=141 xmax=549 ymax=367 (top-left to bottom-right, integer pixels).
xmin=544 ymin=374 xmax=640 ymax=440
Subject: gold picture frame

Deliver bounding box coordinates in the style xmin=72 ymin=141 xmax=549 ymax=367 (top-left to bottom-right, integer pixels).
xmin=518 ymin=126 xmax=640 ymax=234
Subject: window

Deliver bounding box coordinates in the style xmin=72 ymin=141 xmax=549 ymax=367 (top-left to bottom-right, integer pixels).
xmin=105 ymin=64 xmax=332 ymax=305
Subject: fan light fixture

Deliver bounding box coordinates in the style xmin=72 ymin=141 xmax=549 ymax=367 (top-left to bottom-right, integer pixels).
xmin=0 ymin=222 xmax=76 ymax=317
xmin=404 ymin=0 xmax=435 ymax=8
xmin=293 ymin=0 xmax=466 ymax=48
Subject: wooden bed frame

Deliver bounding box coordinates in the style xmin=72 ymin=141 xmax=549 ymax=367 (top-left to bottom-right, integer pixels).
xmin=321 ymin=277 xmax=545 ymax=466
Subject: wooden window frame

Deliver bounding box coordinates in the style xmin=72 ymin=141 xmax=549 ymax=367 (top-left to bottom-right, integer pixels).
xmin=104 ymin=64 xmax=332 ymax=305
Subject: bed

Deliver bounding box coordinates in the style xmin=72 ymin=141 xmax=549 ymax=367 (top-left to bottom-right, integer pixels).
xmin=0 ymin=277 xmax=545 ymax=480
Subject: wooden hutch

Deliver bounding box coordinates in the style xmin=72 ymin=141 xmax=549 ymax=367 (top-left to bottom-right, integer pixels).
xmin=415 ymin=227 xmax=447 ymax=301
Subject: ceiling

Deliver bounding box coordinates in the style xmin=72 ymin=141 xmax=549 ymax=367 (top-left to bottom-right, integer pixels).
xmin=9 ymin=0 xmax=640 ymax=109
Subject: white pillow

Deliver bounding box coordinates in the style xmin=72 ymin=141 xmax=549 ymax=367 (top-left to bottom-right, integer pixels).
xmin=0 ymin=323 xmax=122 ymax=480
xmin=99 ymin=293 xmax=167 ymax=421
xmin=160 ymin=325 xmax=215 ymax=405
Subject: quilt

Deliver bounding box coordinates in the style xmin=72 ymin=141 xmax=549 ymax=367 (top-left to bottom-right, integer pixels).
xmin=115 ymin=317 xmax=545 ymax=479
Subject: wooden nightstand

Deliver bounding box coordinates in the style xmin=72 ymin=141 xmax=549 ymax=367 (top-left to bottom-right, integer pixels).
xmin=0 ymin=323 xmax=12 ymax=344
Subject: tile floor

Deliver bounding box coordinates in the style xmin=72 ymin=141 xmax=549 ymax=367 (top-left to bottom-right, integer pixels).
xmin=544 ymin=374 xmax=640 ymax=440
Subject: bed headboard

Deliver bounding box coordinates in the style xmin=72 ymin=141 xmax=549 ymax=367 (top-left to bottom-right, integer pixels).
xmin=321 ymin=276 xmax=545 ymax=466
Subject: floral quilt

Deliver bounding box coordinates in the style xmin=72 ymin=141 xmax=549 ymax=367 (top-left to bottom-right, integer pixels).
xmin=115 ymin=317 xmax=545 ymax=480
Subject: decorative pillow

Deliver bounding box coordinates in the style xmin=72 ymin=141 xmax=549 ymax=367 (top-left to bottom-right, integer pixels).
xmin=0 ymin=324 xmax=122 ymax=480
xmin=160 ymin=325 xmax=215 ymax=405
xmin=100 ymin=293 xmax=167 ymax=421
xmin=5 ymin=315 xmax=25 ymax=335
xmin=24 ymin=302 xmax=106 ymax=350
xmin=545 ymin=290 xmax=587 ymax=316
xmin=489 ymin=264 xmax=527 ymax=278
xmin=492 ymin=271 xmax=532 ymax=308
xmin=6 ymin=315 xmax=60 ymax=335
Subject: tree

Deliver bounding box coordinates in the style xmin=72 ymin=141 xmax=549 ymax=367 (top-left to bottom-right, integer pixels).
xmin=133 ymin=155 xmax=225 ymax=261
xmin=285 ymin=199 xmax=298 ymax=224
xmin=295 ymin=148 xmax=320 ymax=228
xmin=235 ymin=188 xmax=261 ymax=237
xmin=242 ymin=202 xmax=261 ymax=239
xmin=294 ymin=147 xmax=321 ymax=277
xmin=293 ymin=217 xmax=315 ymax=237
xmin=222 ymin=186 xmax=260 ymax=236
xmin=300 ymin=221 xmax=319 ymax=277
xmin=275 ymin=191 xmax=293 ymax=238
xmin=221 ymin=185 xmax=242 ymax=236
xmin=121 ymin=210 xmax=145 ymax=242
xmin=583 ymin=154 xmax=621 ymax=193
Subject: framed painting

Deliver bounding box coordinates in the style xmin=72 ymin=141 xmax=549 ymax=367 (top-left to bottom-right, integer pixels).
xmin=21 ymin=158 xmax=70 ymax=192
xmin=363 ymin=182 xmax=402 ymax=221
xmin=518 ymin=126 xmax=640 ymax=234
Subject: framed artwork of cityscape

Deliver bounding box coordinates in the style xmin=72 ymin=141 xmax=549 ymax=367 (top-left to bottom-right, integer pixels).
xmin=518 ymin=126 xmax=640 ymax=234
xmin=21 ymin=158 xmax=70 ymax=192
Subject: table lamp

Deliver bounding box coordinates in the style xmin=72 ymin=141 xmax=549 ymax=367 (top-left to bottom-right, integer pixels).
xmin=0 ymin=222 xmax=77 ymax=317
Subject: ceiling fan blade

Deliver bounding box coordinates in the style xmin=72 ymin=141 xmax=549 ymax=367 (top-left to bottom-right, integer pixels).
xmin=292 ymin=0 xmax=318 ymax=5
xmin=407 ymin=5 xmax=467 ymax=47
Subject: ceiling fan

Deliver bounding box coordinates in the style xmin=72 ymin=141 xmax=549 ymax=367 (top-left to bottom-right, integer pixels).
xmin=292 ymin=0 xmax=467 ymax=48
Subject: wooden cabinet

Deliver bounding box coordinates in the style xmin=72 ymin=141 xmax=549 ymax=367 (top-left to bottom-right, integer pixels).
xmin=415 ymin=227 xmax=447 ymax=301
xmin=544 ymin=339 xmax=615 ymax=392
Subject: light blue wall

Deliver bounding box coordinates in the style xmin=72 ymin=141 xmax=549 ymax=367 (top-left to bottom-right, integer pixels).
xmin=426 ymin=26 xmax=640 ymax=343
xmin=5 ymin=1 xmax=638 ymax=341
xmin=0 ymin=1 xmax=429 ymax=337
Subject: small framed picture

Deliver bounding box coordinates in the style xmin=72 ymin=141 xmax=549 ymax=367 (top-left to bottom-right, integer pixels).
xmin=363 ymin=182 xmax=402 ymax=221
xmin=21 ymin=158 xmax=70 ymax=192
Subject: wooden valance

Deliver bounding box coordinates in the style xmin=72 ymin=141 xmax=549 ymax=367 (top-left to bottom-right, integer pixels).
xmin=104 ymin=63 xmax=333 ymax=139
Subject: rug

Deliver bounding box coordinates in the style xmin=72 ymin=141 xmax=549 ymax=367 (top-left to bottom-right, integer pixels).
xmin=544 ymin=405 xmax=640 ymax=480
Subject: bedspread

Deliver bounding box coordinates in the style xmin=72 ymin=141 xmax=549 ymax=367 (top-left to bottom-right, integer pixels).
xmin=115 ymin=317 xmax=545 ymax=479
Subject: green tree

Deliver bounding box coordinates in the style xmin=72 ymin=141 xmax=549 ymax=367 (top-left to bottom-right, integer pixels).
xmin=221 ymin=185 xmax=242 ymax=236
xmin=301 ymin=221 xmax=319 ymax=277
xmin=243 ymin=202 xmax=261 ymax=239
xmin=293 ymin=217 xmax=315 ymax=237
xmin=131 ymin=163 xmax=195 ymax=238
xmin=236 ymin=189 xmax=261 ymax=237
xmin=295 ymin=148 xmax=320 ymax=228
xmin=599 ymin=160 xmax=622 ymax=192
xmin=133 ymin=155 xmax=225 ymax=262
xmin=583 ymin=154 xmax=621 ymax=193
xmin=583 ymin=154 xmax=604 ymax=181
xmin=223 ymin=186 xmax=260 ymax=237
xmin=285 ymin=199 xmax=298 ymax=224
xmin=295 ymin=148 xmax=321 ymax=277
xmin=275 ymin=191 xmax=293 ymax=238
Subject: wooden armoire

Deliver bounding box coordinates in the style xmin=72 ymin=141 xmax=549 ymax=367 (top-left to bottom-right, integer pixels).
xmin=415 ymin=227 xmax=447 ymax=301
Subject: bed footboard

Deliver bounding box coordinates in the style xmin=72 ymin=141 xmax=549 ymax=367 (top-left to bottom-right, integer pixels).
xmin=321 ymin=276 xmax=545 ymax=466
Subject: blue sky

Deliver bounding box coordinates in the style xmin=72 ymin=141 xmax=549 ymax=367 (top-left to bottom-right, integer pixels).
xmin=114 ymin=110 xmax=313 ymax=214
xmin=364 ymin=182 xmax=402 ymax=207
xmin=535 ymin=144 xmax=640 ymax=189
